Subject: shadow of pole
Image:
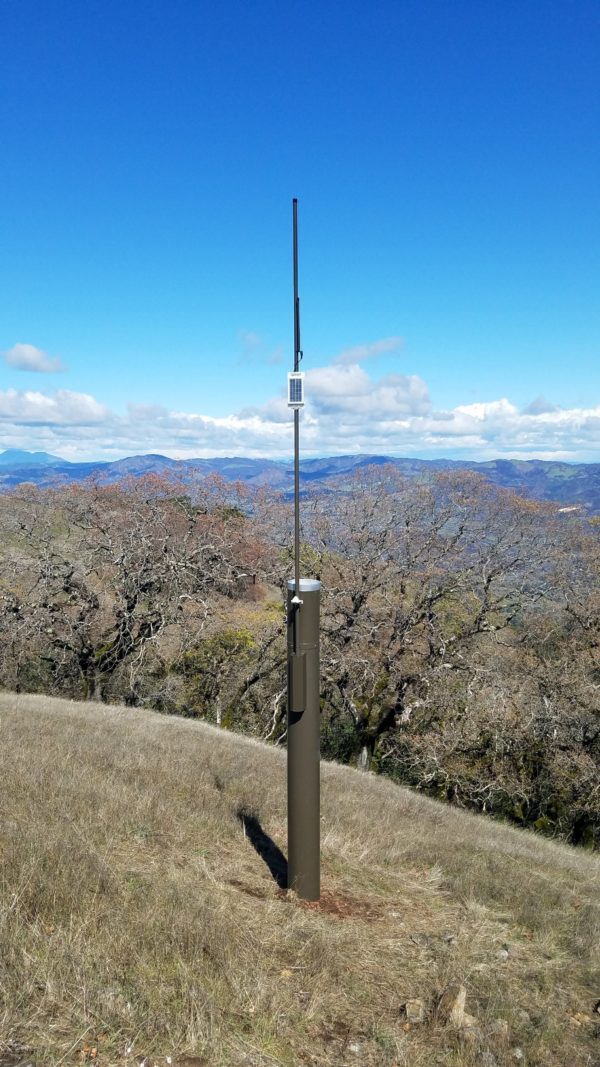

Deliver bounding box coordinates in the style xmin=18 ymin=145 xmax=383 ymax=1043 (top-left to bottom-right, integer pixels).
xmin=236 ymin=807 xmax=288 ymax=889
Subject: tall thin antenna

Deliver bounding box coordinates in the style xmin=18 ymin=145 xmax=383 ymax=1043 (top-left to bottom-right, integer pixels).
xmin=293 ymin=198 xmax=301 ymax=617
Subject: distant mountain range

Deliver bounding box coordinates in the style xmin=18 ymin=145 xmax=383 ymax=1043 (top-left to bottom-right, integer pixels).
xmin=1 ymin=449 xmax=600 ymax=513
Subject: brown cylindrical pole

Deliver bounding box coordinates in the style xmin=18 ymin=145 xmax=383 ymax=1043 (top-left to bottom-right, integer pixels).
xmin=287 ymin=578 xmax=321 ymax=900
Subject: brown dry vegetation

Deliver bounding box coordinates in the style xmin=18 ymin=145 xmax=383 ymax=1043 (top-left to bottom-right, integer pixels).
xmin=1 ymin=692 xmax=599 ymax=1067
xmin=2 ymin=473 xmax=599 ymax=847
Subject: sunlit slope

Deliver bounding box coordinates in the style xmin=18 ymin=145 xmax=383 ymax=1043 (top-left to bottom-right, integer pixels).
xmin=0 ymin=691 xmax=599 ymax=1067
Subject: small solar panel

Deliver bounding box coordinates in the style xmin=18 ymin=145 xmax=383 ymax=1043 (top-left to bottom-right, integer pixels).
xmin=288 ymin=372 xmax=305 ymax=407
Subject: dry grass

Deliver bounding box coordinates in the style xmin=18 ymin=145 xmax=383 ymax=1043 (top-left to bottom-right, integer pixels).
xmin=0 ymin=692 xmax=599 ymax=1067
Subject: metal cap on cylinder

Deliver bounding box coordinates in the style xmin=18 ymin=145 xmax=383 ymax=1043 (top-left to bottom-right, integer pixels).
xmin=287 ymin=579 xmax=321 ymax=655
xmin=287 ymin=579 xmax=321 ymax=592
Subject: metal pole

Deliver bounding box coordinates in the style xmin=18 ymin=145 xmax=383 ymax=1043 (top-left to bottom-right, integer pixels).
xmin=293 ymin=198 xmax=301 ymax=638
xmin=293 ymin=410 xmax=300 ymax=631
xmin=287 ymin=198 xmax=320 ymax=901
xmin=287 ymin=578 xmax=320 ymax=900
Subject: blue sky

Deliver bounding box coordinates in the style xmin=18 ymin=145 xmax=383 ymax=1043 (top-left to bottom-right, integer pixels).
xmin=1 ymin=0 xmax=599 ymax=461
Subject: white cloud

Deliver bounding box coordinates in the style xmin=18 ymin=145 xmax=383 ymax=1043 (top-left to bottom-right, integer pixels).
xmin=236 ymin=331 xmax=285 ymax=366
xmin=238 ymin=329 xmax=261 ymax=352
xmin=523 ymin=395 xmax=561 ymax=415
xmin=267 ymin=345 xmax=284 ymax=365
xmin=307 ymin=364 xmax=431 ymax=417
xmin=0 ymin=389 xmax=108 ymax=425
xmin=3 ymin=343 xmax=66 ymax=373
xmin=1 ymin=361 xmax=600 ymax=463
xmin=127 ymin=402 xmax=169 ymax=422
xmin=333 ymin=336 xmax=404 ymax=365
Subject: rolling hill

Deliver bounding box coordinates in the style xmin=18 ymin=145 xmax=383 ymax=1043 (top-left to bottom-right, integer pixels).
xmin=1 ymin=691 xmax=599 ymax=1066
xmin=2 ymin=450 xmax=600 ymax=512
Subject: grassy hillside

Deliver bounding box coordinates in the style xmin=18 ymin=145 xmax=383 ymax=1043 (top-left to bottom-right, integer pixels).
xmin=0 ymin=693 xmax=599 ymax=1067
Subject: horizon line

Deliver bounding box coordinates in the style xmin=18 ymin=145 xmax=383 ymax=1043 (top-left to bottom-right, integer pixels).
xmin=0 ymin=448 xmax=596 ymax=467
